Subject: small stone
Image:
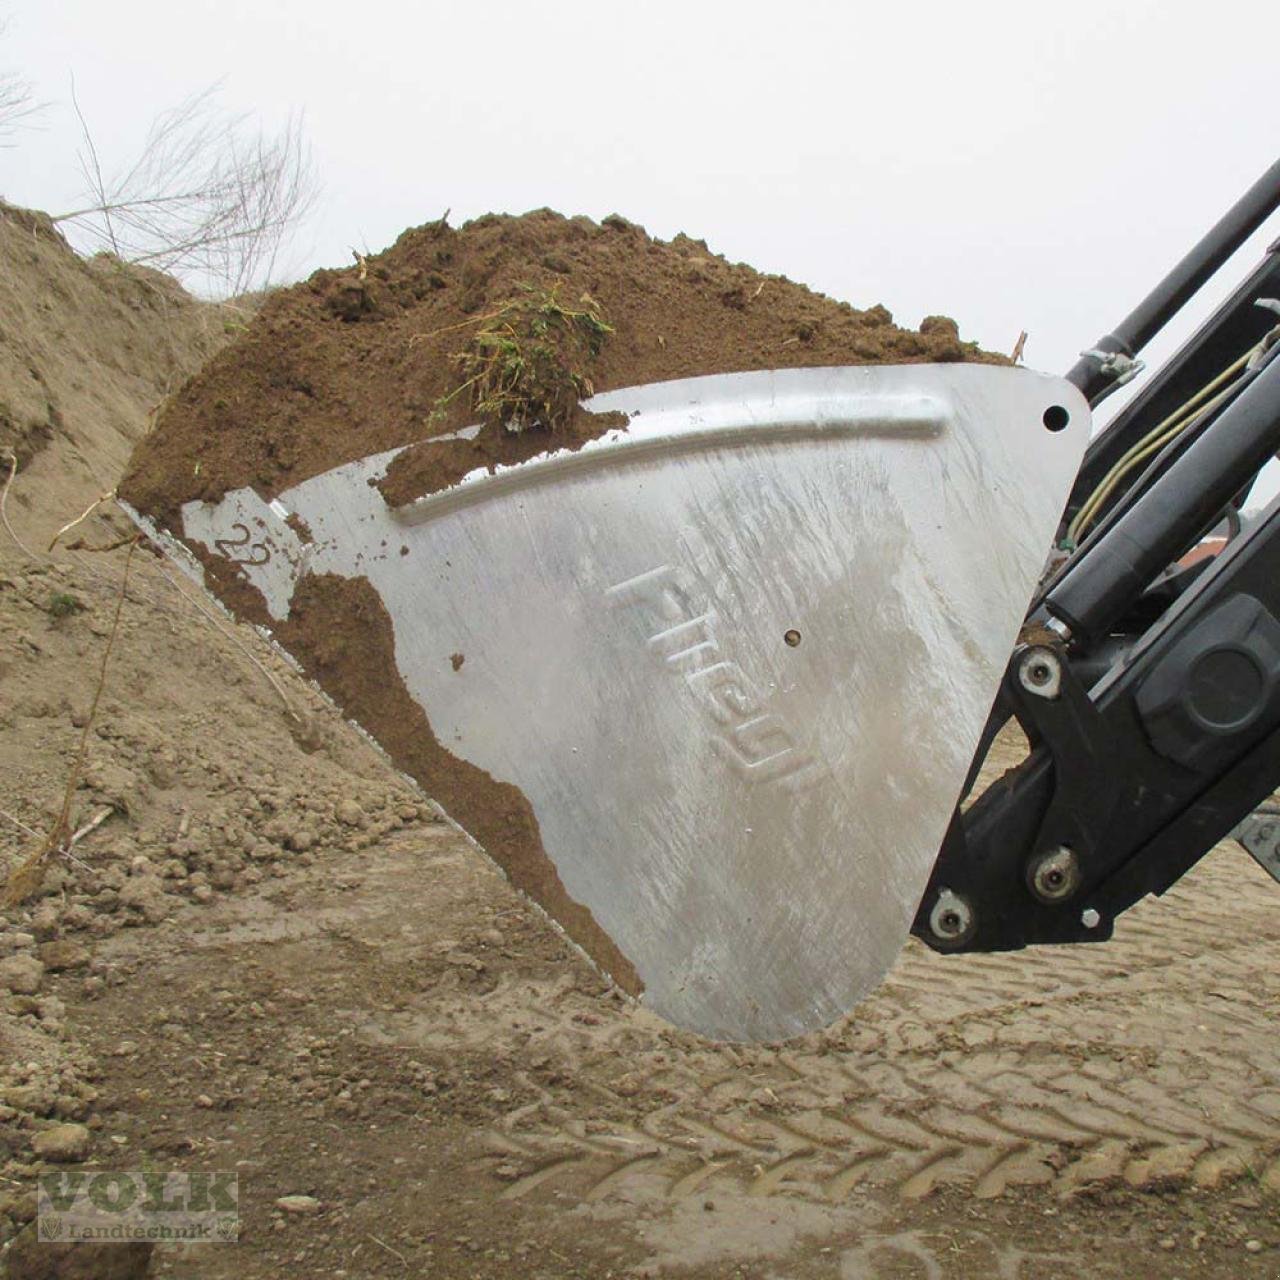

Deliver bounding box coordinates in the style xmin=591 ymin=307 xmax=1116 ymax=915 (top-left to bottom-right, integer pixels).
xmin=195 ymin=1094 xmax=214 ymax=1109
xmin=1158 ymin=1237 xmax=1176 ymax=1251
xmin=0 ymin=931 xmax=36 ymax=953
xmin=0 ymin=954 xmax=44 ymax=995
xmin=37 ymin=940 xmax=91 ymax=972
xmin=54 ymin=1092 xmax=89 ymax=1120
xmin=1246 ymin=1240 xmax=1264 ymax=1254
xmin=36 ymin=996 xmax=65 ymax=1023
xmin=59 ymin=905 xmax=93 ymax=931
xmin=31 ymin=1122 xmax=92 ymax=1162
xmin=83 ymin=761 xmax=142 ymax=814
xmin=29 ymin=901 xmax=61 ymax=940
xmin=335 ymin=800 xmax=365 ymax=828
xmin=38 ymin=866 xmax=68 ymax=897
xmin=275 ymin=1194 xmax=322 ymax=1215
xmin=4 ymin=1082 xmax=54 ymax=1115
xmin=147 ymin=758 xmax=176 ymax=789
xmin=97 ymin=867 xmax=125 ymax=891
xmin=118 ymin=874 xmax=171 ymax=923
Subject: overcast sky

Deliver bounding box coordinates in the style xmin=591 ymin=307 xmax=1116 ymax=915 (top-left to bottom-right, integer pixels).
xmin=4 ymin=1 xmax=1279 ymax=486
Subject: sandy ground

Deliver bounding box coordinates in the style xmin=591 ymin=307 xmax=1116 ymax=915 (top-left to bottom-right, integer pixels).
xmin=3 ymin=539 xmax=1280 ymax=1280
xmin=2 ymin=204 xmax=1280 ymax=1279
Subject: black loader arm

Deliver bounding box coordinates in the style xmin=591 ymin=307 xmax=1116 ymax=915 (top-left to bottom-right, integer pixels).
xmin=913 ymin=157 xmax=1280 ymax=956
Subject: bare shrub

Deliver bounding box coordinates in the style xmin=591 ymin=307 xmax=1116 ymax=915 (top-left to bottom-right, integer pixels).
xmin=0 ymin=23 xmax=41 ymax=146
xmin=53 ymin=82 xmax=319 ymax=298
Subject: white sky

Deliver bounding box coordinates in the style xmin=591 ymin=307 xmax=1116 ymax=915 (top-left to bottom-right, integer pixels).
xmin=4 ymin=0 xmax=1279 ymax=494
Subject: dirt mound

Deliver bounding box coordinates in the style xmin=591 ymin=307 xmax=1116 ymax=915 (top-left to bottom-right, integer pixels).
xmin=0 ymin=203 xmax=229 ymax=549
xmin=120 ymin=208 xmax=1003 ymax=523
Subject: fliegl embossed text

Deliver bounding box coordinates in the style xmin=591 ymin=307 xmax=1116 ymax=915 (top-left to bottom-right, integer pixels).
xmin=606 ymin=566 xmax=822 ymax=790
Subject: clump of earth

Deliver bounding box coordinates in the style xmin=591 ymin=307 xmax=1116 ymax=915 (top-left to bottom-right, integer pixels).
xmin=120 ymin=208 xmax=1002 ymax=523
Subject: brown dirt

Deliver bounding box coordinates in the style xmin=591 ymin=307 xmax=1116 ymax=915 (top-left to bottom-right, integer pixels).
xmin=118 ymin=208 xmax=1002 ymax=524
xmin=6 ymin=201 xmax=1280 ymax=1280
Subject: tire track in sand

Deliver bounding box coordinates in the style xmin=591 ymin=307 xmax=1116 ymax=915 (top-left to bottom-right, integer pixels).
xmin=383 ymin=846 xmax=1280 ymax=1204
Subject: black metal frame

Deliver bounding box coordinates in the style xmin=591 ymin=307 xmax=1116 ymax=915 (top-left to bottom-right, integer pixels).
xmin=912 ymin=158 xmax=1280 ymax=956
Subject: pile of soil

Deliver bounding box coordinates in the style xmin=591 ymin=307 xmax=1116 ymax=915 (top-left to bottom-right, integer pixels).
xmin=118 ymin=209 xmax=1005 ymax=994
xmin=120 ymin=208 xmax=1003 ymax=523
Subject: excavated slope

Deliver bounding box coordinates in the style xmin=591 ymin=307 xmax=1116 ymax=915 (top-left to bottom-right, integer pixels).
xmin=0 ymin=203 xmax=226 ymax=546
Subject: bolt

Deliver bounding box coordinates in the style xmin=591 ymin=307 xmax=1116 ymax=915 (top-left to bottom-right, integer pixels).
xmin=1029 ymin=846 xmax=1081 ymax=903
xmin=1018 ymin=647 xmax=1061 ymax=699
xmin=1044 ymin=616 xmax=1072 ymax=642
xmin=1081 ymin=907 xmax=1101 ymax=929
xmin=928 ymin=889 xmax=974 ymax=944
xmin=783 ymin=629 xmax=801 ymax=648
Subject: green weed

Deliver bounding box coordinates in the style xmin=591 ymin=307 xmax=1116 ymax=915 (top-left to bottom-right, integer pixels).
xmin=431 ymin=285 xmax=612 ymax=434
xmin=47 ymin=592 xmax=84 ymax=619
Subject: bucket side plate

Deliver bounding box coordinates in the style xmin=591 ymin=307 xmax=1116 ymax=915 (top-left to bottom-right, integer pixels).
xmin=147 ymin=364 xmax=1089 ymax=1041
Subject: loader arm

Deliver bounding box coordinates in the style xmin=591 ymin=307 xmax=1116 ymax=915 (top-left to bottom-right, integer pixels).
xmin=914 ymin=156 xmax=1280 ymax=957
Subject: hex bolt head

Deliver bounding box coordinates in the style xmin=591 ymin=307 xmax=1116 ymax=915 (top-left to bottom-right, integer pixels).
xmin=1081 ymin=907 xmax=1101 ymax=929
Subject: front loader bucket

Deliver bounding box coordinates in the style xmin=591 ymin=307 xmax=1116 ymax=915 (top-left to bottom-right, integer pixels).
xmin=129 ymin=364 xmax=1088 ymax=1041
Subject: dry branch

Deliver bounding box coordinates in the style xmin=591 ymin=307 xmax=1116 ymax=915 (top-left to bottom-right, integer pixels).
xmin=0 ymin=450 xmax=38 ymax=560
xmin=0 ymin=26 xmax=41 ymax=146
xmin=54 ymin=82 xmax=319 ymax=298
xmin=2 ymin=539 xmax=139 ymax=905
xmin=49 ymin=487 xmax=116 ymax=551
